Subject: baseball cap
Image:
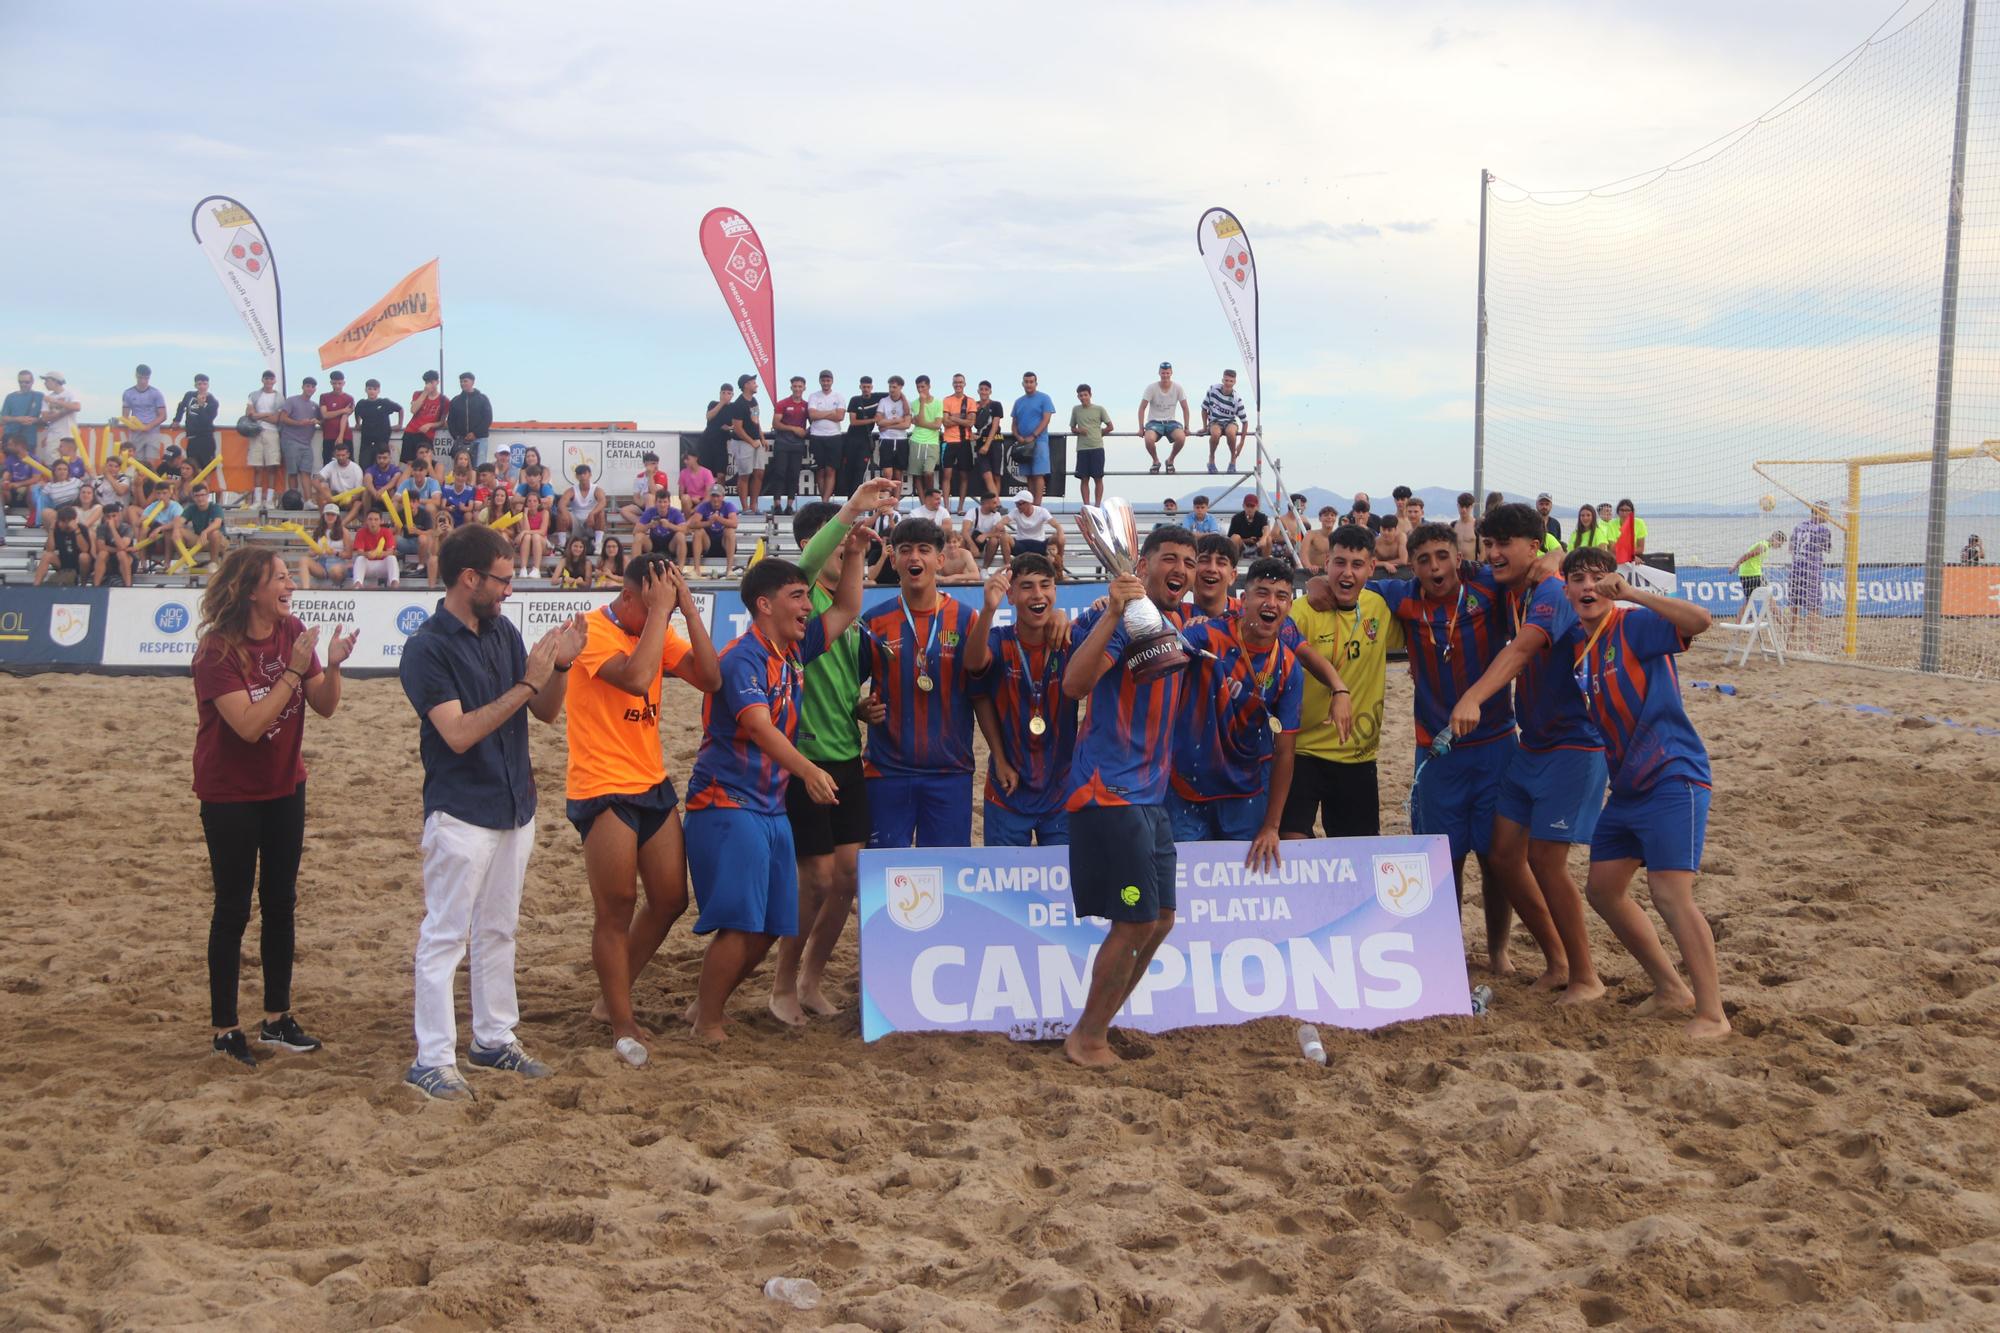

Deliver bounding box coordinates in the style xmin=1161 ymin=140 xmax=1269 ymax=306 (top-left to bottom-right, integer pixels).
xmin=322 ymin=502 xmax=340 ymax=515
xmin=42 ymin=371 xmax=64 ymax=384
xmin=1536 ymin=491 xmax=1552 ymax=502
xmin=1158 ymin=361 xmax=1173 ymax=370
xmin=1013 ymin=489 xmax=1034 ymax=506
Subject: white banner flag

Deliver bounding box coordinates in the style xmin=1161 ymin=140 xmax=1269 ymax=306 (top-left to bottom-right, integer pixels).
xmin=1196 ymin=207 xmax=1259 ymax=417
xmin=190 ymin=195 xmax=285 ymax=384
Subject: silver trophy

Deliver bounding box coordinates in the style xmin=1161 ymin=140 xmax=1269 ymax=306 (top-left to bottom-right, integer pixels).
xmin=1078 ymin=497 xmax=1190 ymax=682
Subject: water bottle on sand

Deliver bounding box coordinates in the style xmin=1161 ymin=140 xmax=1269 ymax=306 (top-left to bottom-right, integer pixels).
xmin=764 ymin=1277 xmax=821 ymax=1310
xmin=1296 ymin=1024 xmax=1327 ymax=1065
xmin=1470 ymin=985 xmax=1494 ymax=1015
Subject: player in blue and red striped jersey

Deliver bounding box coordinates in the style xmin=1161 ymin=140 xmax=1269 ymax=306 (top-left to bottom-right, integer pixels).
xmin=682 ymin=536 xmax=869 ymax=1043
xmin=1059 ymin=524 xmax=1198 ymax=1068
xmin=1169 ymin=558 xmax=1305 ymax=869
xmin=1449 ymin=503 xmax=1607 ymax=1001
xmin=857 ymin=518 xmax=986 ymax=847
xmin=1373 ymin=521 xmax=1520 ymax=972
xmin=1181 ymin=533 xmax=1244 ymax=624
xmin=968 ymin=553 xmax=1078 ymax=846
xmin=1551 ymin=544 xmax=1727 ymax=1038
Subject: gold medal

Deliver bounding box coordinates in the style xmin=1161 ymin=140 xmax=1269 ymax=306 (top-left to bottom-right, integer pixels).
xmin=916 ymin=673 xmax=935 ymax=692
xmin=1028 ymin=714 xmax=1048 ymax=736
xmin=1268 ymin=715 xmax=1284 ymax=734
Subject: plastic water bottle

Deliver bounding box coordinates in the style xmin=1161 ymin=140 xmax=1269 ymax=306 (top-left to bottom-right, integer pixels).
xmin=1470 ymin=985 xmax=1494 ymax=1016
xmin=1296 ymin=1023 xmax=1327 ymax=1065
xmin=763 ymin=1277 xmax=821 ymax=1310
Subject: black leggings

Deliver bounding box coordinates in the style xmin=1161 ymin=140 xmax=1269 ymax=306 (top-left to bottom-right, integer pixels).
xmin=200 ymin=783 xmax=306 ymax=1029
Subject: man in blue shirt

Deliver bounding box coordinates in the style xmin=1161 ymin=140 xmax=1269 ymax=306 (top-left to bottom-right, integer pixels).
xmin=398 ymin=525 xmax=586 ymax=1100
xmin=1010 ymin=371 xmax=1056 ymax=506
xmin=1 ymin=370 xmax=43 ymax=459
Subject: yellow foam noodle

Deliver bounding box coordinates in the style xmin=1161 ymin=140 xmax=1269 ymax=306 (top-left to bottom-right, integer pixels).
xmin=172 ymin=538 xmax=199 ymax=573
xmin=140 ymin=500 xmax=163 ymax=527
xmin=118 ymin=414 xmax=144 ymax=430
xmin=749 ymin=537 xmax=766 ymax=567
xmin=189 ymin=454 xmax=222 ymax=486
xmin=384 ymin=492 xmax=404 ymax=532
xmin=402 ymin=491 xmax=417 ymax=532
xmin=491 ymin=510 xmax=521 ymax=532
xmin=124 ymin=451 xmax=163 ymax=482
xmin=332 ymin=486 xmax=363 ymax=503
xmin=25 ymin=456 xmax=52 ymax=478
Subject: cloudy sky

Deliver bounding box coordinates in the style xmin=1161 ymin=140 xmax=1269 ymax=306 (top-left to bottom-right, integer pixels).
xmin=4 ymin=0 xmax=1945 ymax=503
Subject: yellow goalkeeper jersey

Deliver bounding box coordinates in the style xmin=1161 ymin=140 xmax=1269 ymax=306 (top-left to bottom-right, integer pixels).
xmin=1289 ymin=589 xmax=1403 ymax=765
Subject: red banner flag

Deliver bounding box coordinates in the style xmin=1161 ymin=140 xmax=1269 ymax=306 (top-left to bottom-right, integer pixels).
xmin=698 ymin=207 xmax=775 ymax=397
xmin=1614 ymin=514 xmax=1637 ymax=563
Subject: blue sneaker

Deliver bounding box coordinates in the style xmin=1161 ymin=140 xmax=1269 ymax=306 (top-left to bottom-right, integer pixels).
xmin=405 ymin=1063 xmax=474 ymax=1101
xmin=467 ymin=1040 xmax=552 ymax=1079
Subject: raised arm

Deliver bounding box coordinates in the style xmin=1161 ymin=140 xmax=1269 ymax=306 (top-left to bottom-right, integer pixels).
xmin=1063 ymin=575 xmax=1139 ymax=700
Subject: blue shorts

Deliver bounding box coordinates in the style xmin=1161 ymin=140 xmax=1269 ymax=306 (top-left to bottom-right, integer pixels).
xmin=1495 ymin=747 xmax=1607 ymax=846
xmin=1410 ymin=735 xmax=1515 ymax=863
xmin=867 ymin=772 xmax=974 ymax=849
xmin=1166 ymin=789 xmax=1268 ymax=842
xmin=1029 ymin=439 xmax=1049 ymax=477
xmin=1068 ymin=804 xmax=1176 ymax=923
xmin=685 ymin=808 xmax=799 ymax=936
xmin=1145 ymin=420 xmax=1183 ymax=439
xmin=1073 ymin=449 xmax=1104 ymax=480
xmin=1590 ymin=780 xmax=1711 ymax=872
xmin=567 ymin=778 xmax=678 ymax=843
xmin=983 ymin=799 xmax=1070 ymax=847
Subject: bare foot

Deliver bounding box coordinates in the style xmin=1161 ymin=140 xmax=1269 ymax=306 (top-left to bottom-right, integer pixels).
xmin=1063 ymin=1032 xmax=1120 ymax=1068
xmin=688 ymin=1020 xmax=727 ymax=1045
xmin=1554 ymin=976 xmax=1608 ymax=1006
xmin=590 ymin=997 xmax=610 ymax=1024
xmin=1634 ymin=987 xmax=1696 ymax=1018
xmin=798 ymin=984 xmax=841 ymax=1017
xmin=767 ymin=993 xmax=808 ymax=1027
xmin=1485 ymin=949 xmax=1517 ymax=977
xmin=1530 ymin=967 xmax=1569 ymax=992
xmin=1683 ymin=1013 xmax=1732 ymax=1039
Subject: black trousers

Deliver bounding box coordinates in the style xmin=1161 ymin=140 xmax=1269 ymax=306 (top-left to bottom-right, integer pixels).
xmin=200 ymin=783 xmax=307 ymax=1029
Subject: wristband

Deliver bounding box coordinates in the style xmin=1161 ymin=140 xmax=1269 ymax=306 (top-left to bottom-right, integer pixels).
xmin=1332 ymin=688 xmax=1350 ymax=696
xmin=521 ymin=679 xmax=540 ymax=696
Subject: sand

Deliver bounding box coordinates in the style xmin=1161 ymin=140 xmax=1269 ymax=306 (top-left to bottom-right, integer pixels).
xmin=2 ymin=645 xmax=1999 ymax=1331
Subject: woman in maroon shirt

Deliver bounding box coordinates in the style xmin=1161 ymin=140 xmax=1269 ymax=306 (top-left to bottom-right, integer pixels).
xmin=193 ymin=547 xmax=358 ymax=1068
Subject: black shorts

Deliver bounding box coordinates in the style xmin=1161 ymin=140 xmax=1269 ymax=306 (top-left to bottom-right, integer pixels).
xmin=399 ymin=431 xmax=432 ymax=464
xmin=879 ymin=438 xmax=910 ymax=473
xmin=942 ymin=440 xmax=973 ymax=471
xmin=1279 ymin=754 xmax=1379 ymax=839
xmin=786 ymin=756 xmax=870 ymax=856
xmin=1068 ymin=804 xmax=1176 ymax=923
xmin=1074 ymin=448 xmax=1104 ymax=479
xmin=809 ymin=435 xmax=842 ymax=470
xmin=1740 ymin=576 xmax=1762 ymax=597
xmin=187 ymin=434 xmax=217 ymax=469
xmin=567 ymin=778 xmax=679 ymax=842
xmin=1015 ymin=538 xmax=1048 ymax=558
xmin=698 ymin=435 xmax=728 ymax=475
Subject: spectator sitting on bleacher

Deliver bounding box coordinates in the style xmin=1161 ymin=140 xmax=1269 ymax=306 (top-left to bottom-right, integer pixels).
xmin=361 ymin=444 xmax=400 ymax=516
xmin=1281 ymin=494 xmax=1311 ymax=556
xmin=70 ymin=480 xmax=102 ymax=534
xmin=298 ymin=504 xmax=351 ymax=588
xmin=631 ymin=487 xmax=690 ymax=563
xmin=316 ymin=440 xmax=364 ymax=520
xmin=350 ymin=508 xmax=399 ymax=588
xmin=1227 ymin=492 xmax=1273 ymax=559
xmin=183 ymin=482 xmax=229 ymax=567
xmin=940 ymin=529 xmax=982 ymax=584
xmin=971 ymin=494 xmax=1010 ymax=568
xmin=468 ymin=463 xmax=500 ymax=524
xmin=33 ymin=506 xmax=90 ymax=586
xmin=1186 ymin=495 xmax=1221 ymax=536
xmin=1374 ymin=512 xmax=1406 ymax=566
xmin=488 ymin=443 xmax=517 ymax=491
xmin=676 ymin=447 xmax=712 ymax=505
xmin=30 ymin=438 xmax=87 ymax=528
xmin=1301 ymin=505 xmax=1338 ymax=570
xmin=440 ymin=451 xmax=480 ymax=527
xmin=1 ymin=436 xmax=38 ymax=519
xmin=691 ymin=483 xmax=740 ymax=577
xmin=132 ymin=478 xmax=187 ymax=571
xmin=594 ymin=536 xmax=627 ymax=588
xmin=93 ymin=503 xmax=135 ymax=585
xmin=517 ymin=463 xmax=555 ymax=507
xmin=396 ymin=458 xmax=443 ymax=584
xmin=554 ymin=535 xmax=592 ymax=588
xmin=516 ymin=492 xmax=554 ymax=576
xmin=556 ymin=463 xmax=606 ymax=556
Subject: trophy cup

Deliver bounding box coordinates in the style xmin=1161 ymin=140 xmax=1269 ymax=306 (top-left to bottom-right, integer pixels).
xmin=1077 ymin=498 xmax=1190 ymax=682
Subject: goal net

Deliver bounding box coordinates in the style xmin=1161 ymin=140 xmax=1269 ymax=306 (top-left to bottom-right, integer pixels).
xmin=1482 ymin=0 xmax=2000 ymax=679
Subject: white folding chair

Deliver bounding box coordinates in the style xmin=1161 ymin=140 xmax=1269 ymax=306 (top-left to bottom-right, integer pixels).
xmin=1713 ymin=584 xmax=1785 ymax=667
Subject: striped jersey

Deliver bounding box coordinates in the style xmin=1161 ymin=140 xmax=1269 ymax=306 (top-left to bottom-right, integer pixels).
xmin=858 ymin=594 xmax=982 ymax=777
xmin=1509 ymin=579 xmax=1603 ymax=752
xmin=1201 ymin=383 xmax=1243 ymax=425
xmin=975 ymin=625 xmax=1078 ymax=818
xmin=685 ymin=620 xmax=829 ymax=816
xmin=1373 ymin=566 xmax=1515 ymax=747
xmin=1555 ymin=605 xmax=1711 ymax=797
xmin=1170 ymin=612 xmax=1305 ymax=801
xmin=1064 ymin=606 xmax=1188 ymax=809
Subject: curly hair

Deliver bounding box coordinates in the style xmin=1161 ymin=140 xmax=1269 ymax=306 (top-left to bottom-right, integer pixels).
xmin=195 ymin=546 xmax=287 ymax=676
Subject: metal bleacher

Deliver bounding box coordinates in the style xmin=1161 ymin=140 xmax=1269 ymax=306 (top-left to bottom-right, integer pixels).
xmin=0 ymin=427 xmax=1280 ymax=589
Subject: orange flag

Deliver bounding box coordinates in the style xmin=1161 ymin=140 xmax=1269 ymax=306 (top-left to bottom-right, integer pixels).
xmin=318 ymin=259 xmax=442 ymax=370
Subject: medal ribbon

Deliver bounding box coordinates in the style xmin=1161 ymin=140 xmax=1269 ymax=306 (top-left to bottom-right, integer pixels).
xmin=901 ymin=595 xmax=941 ymax=683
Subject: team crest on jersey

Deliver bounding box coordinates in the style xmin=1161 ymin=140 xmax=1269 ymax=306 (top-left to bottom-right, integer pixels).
xmin=1365 ymin=617 xmax=1379 ymax=641
xmin=941 ymin=630 xmax=960 ymax=648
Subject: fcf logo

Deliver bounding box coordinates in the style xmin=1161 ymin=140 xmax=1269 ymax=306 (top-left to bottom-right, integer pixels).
xmin=1371 ymin=853 xmax=1433 ymax=918
xmin=885 ymin=867 xmax=944 ymax=932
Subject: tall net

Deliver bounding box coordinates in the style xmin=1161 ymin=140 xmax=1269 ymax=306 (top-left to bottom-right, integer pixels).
xmin=1483 ymin=0 xmax=2000 ymax=679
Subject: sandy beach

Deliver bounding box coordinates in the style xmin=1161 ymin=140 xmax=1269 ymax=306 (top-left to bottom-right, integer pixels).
xmin=2 ymin=645 xmax=1999 ymax=1331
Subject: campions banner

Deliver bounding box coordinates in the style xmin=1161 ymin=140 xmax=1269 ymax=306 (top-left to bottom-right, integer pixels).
xmin=698 ymin=207 xmax=776 ymax=396
xmin=319 ymin=259 xmax=442 ymax=370
xmin=190 ymin=195 xmax=285 ymax=384
xmin=1197 ymin=207 xmax=1260 ymax=415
